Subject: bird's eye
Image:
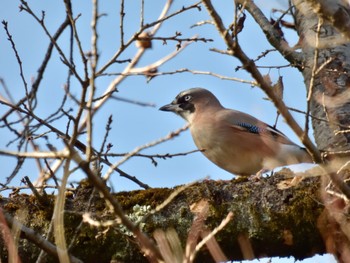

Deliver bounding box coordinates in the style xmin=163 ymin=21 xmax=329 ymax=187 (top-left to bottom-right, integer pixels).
xmin=184 ymin=95 xmax=192 ymax=102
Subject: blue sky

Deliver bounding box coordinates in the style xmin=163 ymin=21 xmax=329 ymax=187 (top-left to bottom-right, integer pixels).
xmin=0 ymin=1 xmax=335 ymax=262
xmin=0 ymin=0 xmax=311 ymax=190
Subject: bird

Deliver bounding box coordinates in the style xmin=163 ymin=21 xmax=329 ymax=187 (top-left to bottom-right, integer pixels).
xmin=159 ymin=88 xmax=313 ymax=176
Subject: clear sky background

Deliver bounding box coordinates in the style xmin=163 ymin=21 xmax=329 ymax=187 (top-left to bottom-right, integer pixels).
xmin=0 ymin=1 xmax=336 ymax=262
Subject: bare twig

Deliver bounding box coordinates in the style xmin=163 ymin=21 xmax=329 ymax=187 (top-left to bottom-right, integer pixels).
xmin=68 ymin=187 xmax=99 ymax=250
xmin=53 ymin=157 xmax=71 ymax=263
xmin=0 ymin=149 xmax=68 ymax=159
xmin=189 ymin=212 xmax=233 ymax=262
xmin=0 ymin=82 xmax=45 ymax=176
xmin=71 ymin=149 xmax=163 ymax=262
xmin=0 ymin=184 xmax=75 ymax=193
xmin=23 ymin=176 xmax=51 ymax=207
xmin=0 ymin=98 xmax=150 ymax=189
xmin=0 ymin=209 xmax=21 ymax=263
xmin=287 ymin=106 xmax=350 ymax=130
xmin=237 ymin=232 xmax=255 ymax=260
xmin=1 ymin=17 xmax=70 ymax=121
xmin=99 ymin=115 xmax=113 ymax=156
xmin=19 ymin=1 xmax=84 ymax=84
xmin=103 ymin=124 xmax=189 ymax=180
xmin=2 ymin=210 xmax=83 ymax=263
xmin=305 ymin=17 xmax=322 ymax=138
xmin=140 ymin=0 xmax=145 ymax=28
xmin=138 ymin=34 xmax=213 ymax=44
xmin=130 ymin=39 xmax=195 ymax=73
xmin=96 ymin=0 xmax=176 ymax=76
xmin=63 ymin=0 xmax=89 ymax=80
xmin=110 ymin=95 xmax=156 ymax=107
xmin=120 ymin=0 xmax=125 ymax=47
xmin=1 ymin=21 xmax=30 ymax=109
xmin=142 ymin=179 xmax=203 ymax=224
xmin=235 ymin=0 xmax=303 ymax=66
xmin=85 ymin=0 xmax=100 ymax=161
xmin=103 ymin=68 xmax=257 ymax=86
xmin=104 ymin=149 xmax=200 ymax=167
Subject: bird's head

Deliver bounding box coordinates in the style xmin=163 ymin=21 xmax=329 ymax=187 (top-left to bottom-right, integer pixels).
xmin=159 ymin=88 xmax=221 ymax=123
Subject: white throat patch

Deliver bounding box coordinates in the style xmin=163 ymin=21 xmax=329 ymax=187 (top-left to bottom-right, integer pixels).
xmin=179 ymin=110 xmax=195 ymax=124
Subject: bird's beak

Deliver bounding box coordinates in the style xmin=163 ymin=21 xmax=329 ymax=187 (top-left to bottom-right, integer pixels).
xmin=159 ymin=102 xmax=180 ymax=113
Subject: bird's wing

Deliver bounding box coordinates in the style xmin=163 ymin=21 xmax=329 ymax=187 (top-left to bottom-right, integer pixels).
xmin=220 ymin=109 xmax=296 ymax=146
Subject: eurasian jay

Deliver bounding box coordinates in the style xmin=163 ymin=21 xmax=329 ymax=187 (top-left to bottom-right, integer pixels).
xmin=159 ymin=88 xmax=313 ymax=176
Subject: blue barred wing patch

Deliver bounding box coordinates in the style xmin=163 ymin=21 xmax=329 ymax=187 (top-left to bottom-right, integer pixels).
xmin=236 ymin=122 xmax=287 ymax=139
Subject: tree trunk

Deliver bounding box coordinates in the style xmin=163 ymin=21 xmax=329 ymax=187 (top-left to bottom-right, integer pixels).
xmin=292 ymin=1 xmax=350 ymax=261
xmin=293 ymin=0 xmax=350 ymax=152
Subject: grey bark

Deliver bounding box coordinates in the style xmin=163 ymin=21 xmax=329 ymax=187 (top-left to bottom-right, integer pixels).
xmin=293 ymin=0 xmax=350 ymax=152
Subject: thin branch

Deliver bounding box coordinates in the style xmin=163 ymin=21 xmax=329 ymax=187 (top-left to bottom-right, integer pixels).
xmin=99 ymin=115 xmax=113 ymax=155
xmin=190 ymin=212 xmax=233 ymax=262
xmin=96 ymin=0 xmax=200 ymax=76
xmin=287 ymin=106 xmax=348 ymax=128
xmin=120 ymin=0 xmax=125 ymax=47
xmin=74 ymin=0 xmax=182 ymax=149
xmin=4 ymin=157 xmax=25 ymax=186
xmin=305 ymin=17 xmax=322 ymax=138
xmin=0 ymin=98 xmax=150 ymax=189
xmin=23 ymin=176 xmax=51 ymax=207
xmin=63 ymin=0 xmax=89 ymax=80
xmin=104 ymin=149 xmax=200 ymax=165
xmin=2 ymin=210 xmax=83 ymax=263
xmin=141 ymin=178 xmax=203 ymax=224
xmin=85 ymin=0 xmax=99 ymax=161
xmin=138 ymin=34 xmax=213 ymax=44
xmin=1 ymin=21 xmax=30 ymax=108
xmin=103 ymin=124 xmax=189 ymax=180
xmin=0 ymin=209 xmax=21 ymax=263
xmin=105 ymin=149 xmax=200 ymax=168
xmin=70 ymin=149 xmax=163 ymax=262
xmin=1 ymin=16 xmax=70 ymax=121
xmin=139 ymin=1 xmax=202 ymax=34
xmin=129 ymin=38 xmax=196 ymax=73
xmin=0 ymin=184 xmax=75 ymax=193
xmin=0 ymin=82 xmax=45 ymax=177
xmin=0 ymin=149 xmax=67 ymax=159
xmin=110 ymin=95 xmax=156 ymax=107
xmin=68 ymin=187 xmax=99 ymax=250
xmin=103 ymin=68 xmax=257 ymax=86
xmin=140 ymin=0 xmax=145 ymax=28
xmin=19 ymin=1 xmax=84 ymax=84
xmin=235 ymin=0 xmax=303 ymax=66
xmin=84 ymin=0 xmax=177 ymax=122
xmin=32 ymin=16 xmax=71 ymax=94
xmin=53 ymin=157 xmax=70 ymax=263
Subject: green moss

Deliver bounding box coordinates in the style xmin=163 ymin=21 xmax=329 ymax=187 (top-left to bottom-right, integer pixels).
xmin=0 ymin=172 xmax=325 ymax=263
xmin=117 ymin=187 xmax=172 ymax=209
xmin=3 ymin=202 xmax=20 ymax=212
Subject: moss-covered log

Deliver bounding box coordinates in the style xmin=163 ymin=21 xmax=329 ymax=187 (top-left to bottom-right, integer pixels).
xmin=0 ymin=170 xmax=327 ymax=262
